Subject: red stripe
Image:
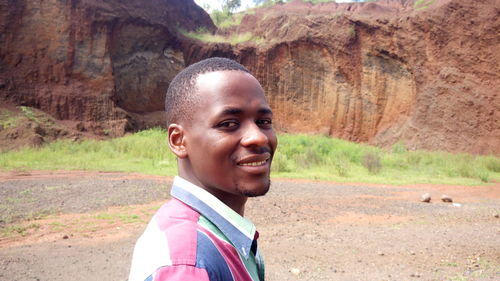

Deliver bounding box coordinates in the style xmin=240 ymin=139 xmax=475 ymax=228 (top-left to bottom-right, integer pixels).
xmin=154 ymin=264 xmax=209 ymax=281
xmin=155 ymin=199 xmax=200 ymax=265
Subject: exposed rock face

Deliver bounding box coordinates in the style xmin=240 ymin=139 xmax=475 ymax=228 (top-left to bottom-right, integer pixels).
xmin=0 ymin=0 xmax=214 ymax=135
xmin=234 ymin=0 xmax=499 ymax=154
xmin=1 ymin=0 xmax=498 ymax=155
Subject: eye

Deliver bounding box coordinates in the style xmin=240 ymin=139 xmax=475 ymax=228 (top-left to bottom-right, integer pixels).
xmin=217 ymin=120 xmax=239 ymax=129
xmin=257 ymin=119 xmax=273 ymax=128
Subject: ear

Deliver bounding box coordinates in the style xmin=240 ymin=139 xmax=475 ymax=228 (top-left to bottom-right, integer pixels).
xmin=168 ymin=124 xmax=188 ymax=159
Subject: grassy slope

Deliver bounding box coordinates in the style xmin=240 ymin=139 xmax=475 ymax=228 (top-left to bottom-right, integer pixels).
xmin=1 ymin=128 xmax=499 ymax=186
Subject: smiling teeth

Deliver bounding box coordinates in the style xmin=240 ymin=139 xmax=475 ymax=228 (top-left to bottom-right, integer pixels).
xmin=239 ymin=160 xmax=266 ymax=166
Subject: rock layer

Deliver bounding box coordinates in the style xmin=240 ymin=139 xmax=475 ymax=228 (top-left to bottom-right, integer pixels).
xmin=0 ymin=0 xmax=213 ymax=135
xmin=1 ymin=0 xmax=498 ymax=154
xmin=234 ymin=0 xmax=499 ymax=154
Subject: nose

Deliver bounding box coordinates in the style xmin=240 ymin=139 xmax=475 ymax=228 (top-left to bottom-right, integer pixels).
xmin=240 ymin=123 xmax=269 ymax=147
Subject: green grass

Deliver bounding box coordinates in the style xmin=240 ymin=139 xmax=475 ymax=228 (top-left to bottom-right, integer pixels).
xmin=180 ymin=28 xmax=263 ymax=45
xmin=0 ymin=109 xmax=21 ymax=129
xmin=0 ymin=128 xmax=177 ymax=176
xmin=0 ymin=223 xmax=40 ymax=237
xmin=0 ymin=128 xmax=498 ymax=186
xmin=95 ymin=213 xmax=143 ymax=224
xmin=211 ymin=9 xmax=254 ymax=28
xmin=273 ymin=134 xmax=499 ymax=185
xmin=414 ymin=0 xmax=434 ymax=10
xmin=0 ymin=106 xmax=56 ymax=131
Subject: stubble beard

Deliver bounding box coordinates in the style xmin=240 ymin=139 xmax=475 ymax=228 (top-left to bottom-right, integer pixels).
xmin=236 ymin=178 xmax=271 ymax=197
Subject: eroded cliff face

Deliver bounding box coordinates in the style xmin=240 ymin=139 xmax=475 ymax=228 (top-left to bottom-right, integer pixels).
xmin=1 ymin=0 xmax=498 ymax=154
xmin=233 ymin=0 xmax=499 ymax=154
xmin=241 ymin=35 xmax=416 ymax=144
xmin=0 ymin=0 xmax=213 ymax=135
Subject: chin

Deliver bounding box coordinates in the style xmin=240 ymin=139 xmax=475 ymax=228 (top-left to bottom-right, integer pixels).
xmin=237 ymin=179 xmax=271 ymax=197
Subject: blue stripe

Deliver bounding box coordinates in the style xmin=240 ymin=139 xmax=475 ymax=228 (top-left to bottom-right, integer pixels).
xmin=196 ymin=230 xmax=235 ymax=281
xmin=172 ymin=184 xmax=253 ymax=258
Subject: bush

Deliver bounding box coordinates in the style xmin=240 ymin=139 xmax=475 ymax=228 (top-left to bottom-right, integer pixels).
xmin=392 ymin=142 xmax=407 ymax=154
xmin=482 ymin=156 xmax=500 ymax=173
xmin=294 ymin=148 xmax=321 ymax=169
xmin=331 ymin=155 xmax=351 ymax=177
xmin=210 ymin=9 xmax=232 ymax=27
xmin=271 ymin=153 xmax=292 ymax=173
xmin=362 ymin=152 xmax=382 ymax=174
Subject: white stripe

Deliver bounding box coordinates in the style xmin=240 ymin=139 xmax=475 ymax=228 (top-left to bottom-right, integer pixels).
xmin=128 ymin=216 xmax=172 ymax=281
xmin=174 ymin=176 xmax=255 ymax=239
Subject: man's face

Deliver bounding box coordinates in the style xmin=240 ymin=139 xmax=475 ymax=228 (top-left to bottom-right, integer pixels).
xmin=181 ymin=70 xmax=277 ymax=203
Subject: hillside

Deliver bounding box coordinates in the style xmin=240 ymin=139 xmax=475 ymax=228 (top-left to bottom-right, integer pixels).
xmin=0 ymin=0 xmax=498 ymax=154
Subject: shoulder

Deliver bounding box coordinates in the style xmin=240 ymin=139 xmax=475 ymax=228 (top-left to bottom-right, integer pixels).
xmin=129 ymin=199 xmax=201 ymax=281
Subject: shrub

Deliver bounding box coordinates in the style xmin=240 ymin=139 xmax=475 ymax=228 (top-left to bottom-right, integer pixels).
xmin=482 ymin=156 xmax=500 ymax=173
xmin=271 ymin=153 xmax=292 ymax=173
xmin=295 ymin=148 xmax=322 ymax=169
xmin=331 ymin=155 xmax=351 ymax=177
xmin=362 ymin=152 xmax=382 ymax=174
xmin=392 ymin=142 xmax=407 ymax=154
xmin=210 ymin=9 xmax=232 ymax=27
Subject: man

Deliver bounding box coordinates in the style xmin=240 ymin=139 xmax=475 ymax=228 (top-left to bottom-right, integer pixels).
xmin=128 ymin=57 xmax=277 ymax=281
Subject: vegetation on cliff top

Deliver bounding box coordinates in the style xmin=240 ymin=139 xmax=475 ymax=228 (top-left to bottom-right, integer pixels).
xmin=414 ymin=0 xmax=435 ymax=10
xmin=206 ymin=0 xmax=339 ymax=28
xmin=1 ymin=128 xmax=498 ymax=186
xmin=179 ymin=28 xmax=264 ymax=45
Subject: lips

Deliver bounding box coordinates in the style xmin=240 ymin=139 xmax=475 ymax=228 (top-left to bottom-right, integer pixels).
xmin=238 ymin=159 xmax=267 ymax=166
xmin=236 ymin=152 xmax=271 ymax=167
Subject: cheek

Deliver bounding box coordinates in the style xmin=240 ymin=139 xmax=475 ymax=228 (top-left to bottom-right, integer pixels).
xmin=202 ymin=137 xmax=236 ymax=165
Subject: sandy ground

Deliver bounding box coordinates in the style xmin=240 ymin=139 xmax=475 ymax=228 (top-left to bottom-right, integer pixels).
xmin=0 ymin=170 xmax=499 ymax=281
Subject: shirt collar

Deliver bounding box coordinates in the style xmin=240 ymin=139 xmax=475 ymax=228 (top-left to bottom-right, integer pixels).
xmin=170 ymin=176 xmax=257 ymax=259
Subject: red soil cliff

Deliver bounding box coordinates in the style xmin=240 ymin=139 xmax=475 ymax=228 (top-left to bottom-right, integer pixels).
xmin=0 ymin=0 xmax=498 ymax=154
xmin=0 ymin=0 xmax=214 ymax=136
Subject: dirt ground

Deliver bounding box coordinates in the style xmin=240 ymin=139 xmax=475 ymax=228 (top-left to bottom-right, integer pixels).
xmin=0 ymin=171 xmax=499 ymax=281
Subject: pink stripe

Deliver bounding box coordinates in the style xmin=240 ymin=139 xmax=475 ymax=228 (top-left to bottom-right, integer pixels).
xmin=154 ymin=264 xmax=209 ymax=281
xmin=197 ymin=226 xmax=254 ymax=281
xmin=155 ymin=199 xmax=200 ymax=265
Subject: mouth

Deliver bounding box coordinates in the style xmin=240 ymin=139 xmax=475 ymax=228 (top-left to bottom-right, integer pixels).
xmin=237 ymin=159 xmax=268 ymax=166
xmin=236 ymin=153 xmax=271 ymax=168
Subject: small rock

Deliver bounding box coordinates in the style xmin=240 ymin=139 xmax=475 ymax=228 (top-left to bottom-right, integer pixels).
xmin=410 ymin=272 xmax=421 ymax=277
xmin=62 ymin=235 xmax=69 ymax=239
xmin=441 ymin=195 xmax=453 ymax=203
xmin=452 ymin=203 xmax=462 ymax=207
xmin=290 ymin=268 xmax=301 ymax=275
xmin=421 ymin=193 xmax=431 ymax=203
xmin=377 ymin=251 xmax=385 ymax=256
xmin=494 ymin=214 xmax=499 ymax=218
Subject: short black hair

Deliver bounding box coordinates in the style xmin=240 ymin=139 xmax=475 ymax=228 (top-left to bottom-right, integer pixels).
xmin=165 ymin=57 xmax=250 ymax=126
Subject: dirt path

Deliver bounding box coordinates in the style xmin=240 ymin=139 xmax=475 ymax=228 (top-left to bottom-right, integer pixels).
xmin=0 ymin=171 xmax=499 ymax=281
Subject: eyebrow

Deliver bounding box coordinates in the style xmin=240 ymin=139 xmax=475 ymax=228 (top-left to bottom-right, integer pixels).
xmin=219 ymin=107 xmax=273 ymax=116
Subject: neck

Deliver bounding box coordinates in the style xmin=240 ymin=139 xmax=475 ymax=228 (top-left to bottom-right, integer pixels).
xmin=224 ymin=196 xmax=247 ymax=216
xmin=178 ymin=164 xmax=247 ymax=216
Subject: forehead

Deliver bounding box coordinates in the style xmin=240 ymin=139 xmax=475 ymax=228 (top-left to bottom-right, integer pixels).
xmin=193 ymin=70 xmax=269 ymax=111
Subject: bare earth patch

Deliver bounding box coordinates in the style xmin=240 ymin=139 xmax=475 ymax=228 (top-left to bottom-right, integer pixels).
xmin=0 ymin=171 xmax=499 ymax=281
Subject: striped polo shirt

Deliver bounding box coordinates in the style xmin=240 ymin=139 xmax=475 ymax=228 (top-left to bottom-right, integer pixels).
xmin=128 ymin=176 xmax=265 ymax=281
